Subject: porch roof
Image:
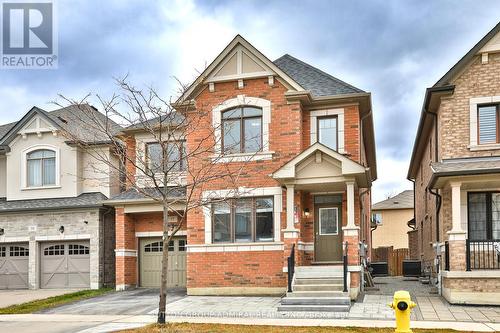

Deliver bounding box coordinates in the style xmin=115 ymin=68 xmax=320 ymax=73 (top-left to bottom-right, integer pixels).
xmin=272 ymin=142 xmax=372 ymax=190
xmin=430 ymin=158 xmax=500 ymax=188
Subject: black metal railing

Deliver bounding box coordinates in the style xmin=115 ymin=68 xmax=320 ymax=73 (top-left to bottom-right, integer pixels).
xmin=287 ymin=244 xmax=295 ymax=292
xmin=444 ymin=241 xmax=450 ymax=271
xmin=466 ymin=239 xmax=500 ymax=270
xmin=343 ymin=241 xmax=348 ymax=293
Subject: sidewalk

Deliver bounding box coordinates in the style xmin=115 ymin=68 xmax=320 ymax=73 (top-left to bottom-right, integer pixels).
xmin=0 ymin=313 xmax=499 ymax=332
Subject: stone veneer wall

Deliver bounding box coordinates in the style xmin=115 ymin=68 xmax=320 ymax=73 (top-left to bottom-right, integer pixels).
xmin=0 ymin=208 xmax=114 ymax=289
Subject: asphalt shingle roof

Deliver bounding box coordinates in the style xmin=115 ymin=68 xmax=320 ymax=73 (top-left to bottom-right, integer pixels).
xmin=0 ymin=104 xmax=122 ymax=144
xmin=273 ymin=54 xmax=364 ymax=97
xmin=431 ymin=158 xmax=500 ymax=174
xmin=372 ymin=190 xmax=414 ymax=210
xmin=125 ymin=111 xmax=185 ymax=131
xmin=0 ymin=192 xmax=108 ymax=213
xmin=109 ymin=187 xmax=186 ymax=202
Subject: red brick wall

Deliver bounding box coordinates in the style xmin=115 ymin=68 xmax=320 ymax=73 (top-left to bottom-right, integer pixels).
xmin=187 ymin=251 xmax=286 ymax=288
xmin=115 ymin=208 xmax=137 ymax=287
xmin=124 ymin=136 xmax=136 ymax=189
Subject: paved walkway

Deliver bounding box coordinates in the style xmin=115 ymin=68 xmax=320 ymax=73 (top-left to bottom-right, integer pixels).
xmin=0 ymin=289 xmax=81 ymax=308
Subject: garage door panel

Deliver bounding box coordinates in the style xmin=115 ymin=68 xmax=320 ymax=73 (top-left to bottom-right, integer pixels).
xmin=0 ymin=243 xmax=29 ymax=290
xmin=140 ymin=237 xmax=187 ymax=288
xmin=41 ymin=241 xmax=90 ymax=289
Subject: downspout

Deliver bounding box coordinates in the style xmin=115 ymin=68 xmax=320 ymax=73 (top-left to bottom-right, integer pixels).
xmin=102 ymin=206 xmax=114 ymax=288
xmin=425 ymin=104 xmax=442 ymax=292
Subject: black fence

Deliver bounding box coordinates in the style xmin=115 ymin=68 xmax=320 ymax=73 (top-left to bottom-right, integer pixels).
xmin=444 ymin=241 xmax=450 ymax=271
xmin=287 ymin=244 xmax=295 ymax=292
xmin=466 ymin=239 xmax=500 ymax=270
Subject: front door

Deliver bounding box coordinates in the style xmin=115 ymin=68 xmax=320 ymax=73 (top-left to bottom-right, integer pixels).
xmin=314 ymin=204 xmax=343 ymax=262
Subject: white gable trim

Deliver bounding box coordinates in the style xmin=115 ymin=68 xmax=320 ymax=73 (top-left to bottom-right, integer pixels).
xmin=272 ymin=142 xmax=366 ymax=179
xmin=177 ymin=35 xmax=304 ymax=103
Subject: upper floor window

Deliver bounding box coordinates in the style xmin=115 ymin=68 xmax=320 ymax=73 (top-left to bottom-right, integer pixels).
xmin=222 ymin=107 xmax=262 ymax=154
xmin=478 ymin=104 xmax=499 ymax=144
xmin=146 ymin=141 xmax=186 ymax=173
xmin=317 ymin=116 xmax=338 ymax=150
xmin=212 ymin=196 xmax=273 ymax=243
xmin=27 ymin=149 xmax=56 ymax=187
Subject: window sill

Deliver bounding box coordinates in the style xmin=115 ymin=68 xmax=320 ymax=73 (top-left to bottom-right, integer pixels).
xmin=468 ymin=144 xmax=500 ymax=151
xmin=187 ymin=241 xmax=284 ymax=253
xmin=21 ymin=185 xmax=61 ymax=191
xmin=211 ymin=151 xmax=275 ymax=163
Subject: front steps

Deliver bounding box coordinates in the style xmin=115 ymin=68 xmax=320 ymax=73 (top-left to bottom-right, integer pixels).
xmin=278 ymin=266 xmax=351 ymax=312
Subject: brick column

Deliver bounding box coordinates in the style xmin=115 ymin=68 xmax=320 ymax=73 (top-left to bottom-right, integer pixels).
xmin=115 ymin=207 xmax=137 ymax=290
xmin=343 ymin=181 xmax=361 ymax=299
xmin=283 ymin=185 xmax=299 ymax=275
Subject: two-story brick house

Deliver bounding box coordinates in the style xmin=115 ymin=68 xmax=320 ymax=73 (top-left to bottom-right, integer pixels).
xmin=408 ymin=22 xmax=500 ymax=305
xmin=0 ymin=105 xmax=121 ymax=290
xmin=110 ymin=35 xmax=377 ymax=302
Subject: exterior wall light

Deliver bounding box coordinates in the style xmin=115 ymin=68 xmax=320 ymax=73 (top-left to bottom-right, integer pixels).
xmin=0 ymin=228 xmax=4 ymax=236
xmin=304 ymin=208 xmax=310 ymax=217
xmin=58 ymin=226 xmax=65 ymax=234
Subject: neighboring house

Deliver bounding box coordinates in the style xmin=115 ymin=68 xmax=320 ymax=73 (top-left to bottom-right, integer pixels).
xmin=408 ymin=22 xmax=500 ymax=305
xmin=0 ymin=105 xmax=121 ymax=290
xmin=371 ymin=190 xmax=414 ymax=249
xmin=108 ymin=35 xmax=377 ymax=301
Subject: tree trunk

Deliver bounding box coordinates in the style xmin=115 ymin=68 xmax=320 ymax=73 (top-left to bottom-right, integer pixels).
xmin=157 ymin=202 xmax=170 ymax=324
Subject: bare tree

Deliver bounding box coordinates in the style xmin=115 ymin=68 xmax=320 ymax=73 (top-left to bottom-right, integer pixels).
xmin=56 ymin=77 xmax=261 ymax=323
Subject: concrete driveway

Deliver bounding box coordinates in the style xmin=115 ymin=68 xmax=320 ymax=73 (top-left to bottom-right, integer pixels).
xmin=41 ymin=288 xmax=186 ymax=315
xmin=0 ymin=289 xmax=82 ymax=308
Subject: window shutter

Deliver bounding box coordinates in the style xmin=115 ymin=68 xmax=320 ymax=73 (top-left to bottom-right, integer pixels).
xmin=478 ymin=105 xmax=497 ymax=144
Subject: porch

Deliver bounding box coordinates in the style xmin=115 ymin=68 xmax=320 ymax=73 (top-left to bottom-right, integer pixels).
xmin=431 ymin=163 xmax=500 ymax=305
xmin=272 ymin=143 xmax=373 ymax=302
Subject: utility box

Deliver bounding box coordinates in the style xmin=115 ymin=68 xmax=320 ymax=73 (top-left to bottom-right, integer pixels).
xmin=402 ymin=260 xmax=421 ymax=277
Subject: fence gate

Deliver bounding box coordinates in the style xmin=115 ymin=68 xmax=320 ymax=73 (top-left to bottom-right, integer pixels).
xmin=372 ymin=246 xmax=409 ymax=276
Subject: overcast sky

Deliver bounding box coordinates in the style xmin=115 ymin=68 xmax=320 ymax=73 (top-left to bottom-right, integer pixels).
xmin=1 ymin=0 xmax=499 ymax=202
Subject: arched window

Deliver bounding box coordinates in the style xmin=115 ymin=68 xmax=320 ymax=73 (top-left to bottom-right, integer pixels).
xmin=27 ymin=149 xmax=56 ymax=187
xmin=222 ymin=107 xmax=262 ymax=154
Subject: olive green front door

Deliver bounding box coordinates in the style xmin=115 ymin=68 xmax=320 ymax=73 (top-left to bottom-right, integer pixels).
xmin=314 ymin=204 xmax=343 ymax=262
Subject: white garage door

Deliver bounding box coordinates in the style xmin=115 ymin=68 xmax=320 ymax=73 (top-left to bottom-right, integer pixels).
xmin=41 ymin=241 xmax=90 ymax=289
xmin=140 ymin=237 xmax=186 ymax=288
xmin=0 ymin=243 xmax=29 ymax=289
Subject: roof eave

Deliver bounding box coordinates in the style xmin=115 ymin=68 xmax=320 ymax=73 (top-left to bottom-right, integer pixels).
xmin=407 ymin=85 xmax=455 ymax=180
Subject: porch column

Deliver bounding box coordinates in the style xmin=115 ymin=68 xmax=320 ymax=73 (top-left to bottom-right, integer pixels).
xmin=447 ymin=181 xmax=466 ymax=271
xmin=286 ymin=184 xmax=295 ymax=230
xmin=346 ymin=181 xmax=356 ymax=229
xmin=448 ymin=181 xmax=466 ymax=240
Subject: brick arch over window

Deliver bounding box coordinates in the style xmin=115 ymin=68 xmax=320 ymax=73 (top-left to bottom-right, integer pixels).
xmin=212 ymin=95 xmax=271 ymax=161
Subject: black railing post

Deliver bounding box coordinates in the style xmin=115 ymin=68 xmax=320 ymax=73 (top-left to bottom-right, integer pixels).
xmin=444 ymin=241 xmax=450 ymax=271
xmin=466 ymin=239 xmax=471 ymax=271
xmin=343 ymin=241 xmax=348 ymax=293
xmin=287 ymin=244 xmax=295 ymax=293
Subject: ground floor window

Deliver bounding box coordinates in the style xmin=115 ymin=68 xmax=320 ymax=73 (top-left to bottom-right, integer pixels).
xmin=468 ymin=192 xmax=500 ymax=240
xmin=212 ymin=197 xmax=274 ymax=243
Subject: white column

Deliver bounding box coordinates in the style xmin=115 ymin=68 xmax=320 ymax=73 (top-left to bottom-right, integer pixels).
xmin=346 ymin=181 xmax=355 ymax=229
xmin=448 ymin=181 xmax=466 ymax=240
xmin=286 ymin=184 xmax=295 ymax=229
xmin=343 ymin=181 xmax=359 ymax=236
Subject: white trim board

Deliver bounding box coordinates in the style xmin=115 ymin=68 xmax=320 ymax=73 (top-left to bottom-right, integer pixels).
xmin=187 ymin=242 xmax=284 ymax=253
xmin=135 ymin=231 xmax=187 ymax=238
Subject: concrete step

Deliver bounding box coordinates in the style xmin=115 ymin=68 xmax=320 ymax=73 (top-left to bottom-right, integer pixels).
xmin=293 ymin=284 xmax=344 ymax=292
xmin=281 ymin=297 xmax=350 ymax=306
xmin=277 ymin=304 xmax=350 ymax=312
xmin=294 ymin=278 xmax=343 ymax=285
xmin=286 ymin=291 xmax=348 ymax=298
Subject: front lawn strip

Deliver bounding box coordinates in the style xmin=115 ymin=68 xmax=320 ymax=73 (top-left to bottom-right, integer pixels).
xmin=118 ymin=323 xmax=459 ymax=333
xmin=0 ymin=288 xmax=113 ymax=314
